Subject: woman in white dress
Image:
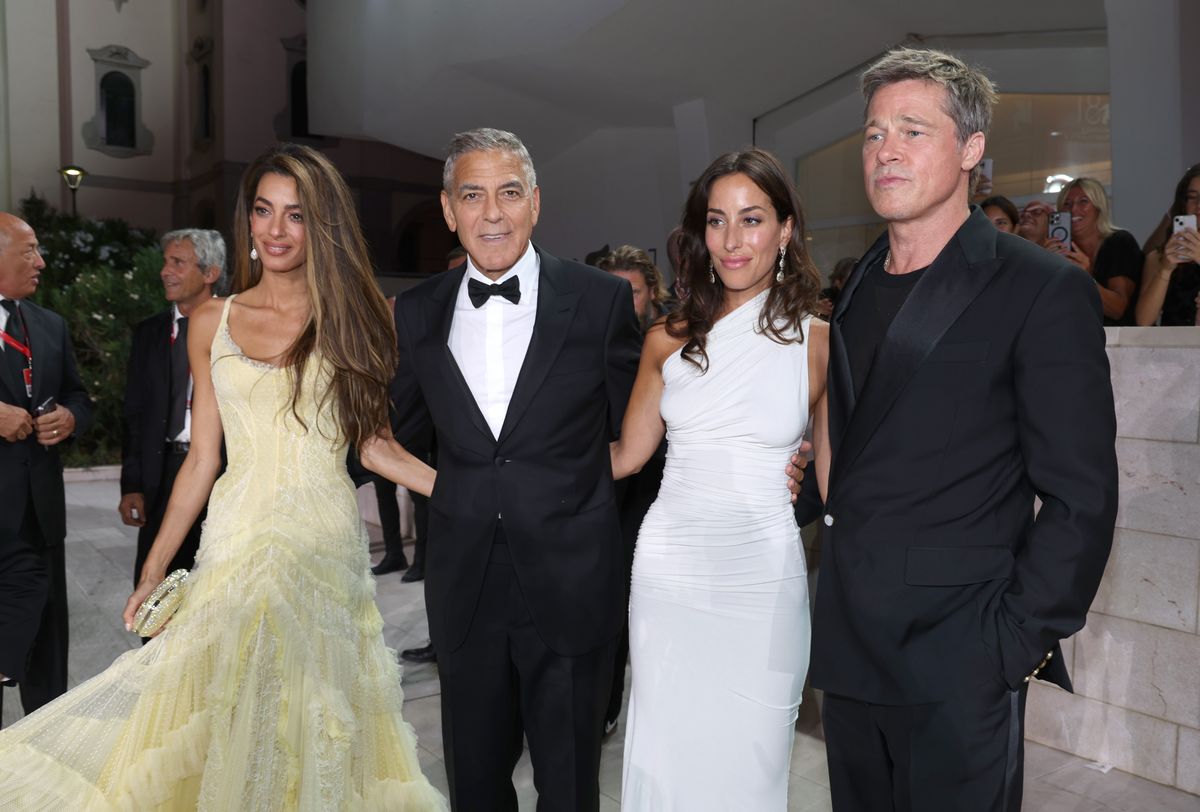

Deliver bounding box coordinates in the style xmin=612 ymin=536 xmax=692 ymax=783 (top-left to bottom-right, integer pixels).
xmin=611 ymin=149 xmax=830 ymax=810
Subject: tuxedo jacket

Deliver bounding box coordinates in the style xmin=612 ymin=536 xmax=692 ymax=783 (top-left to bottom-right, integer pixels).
xmin=810 ymin=208 xmax=1118 ymax=704
xmin=0 ymin=299 xmax=93 ymax=545
xmin=120 ymin=309 xmax=175 ymax=510
xmin=121 ymin=308 xmax=229 ymax=522
xmin=390 ymin=247 xmax=640 ymax=656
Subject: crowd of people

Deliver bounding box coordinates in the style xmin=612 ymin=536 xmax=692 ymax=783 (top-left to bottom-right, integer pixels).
xmin=970 ymin=166 xmax=1200 ymax=327
xmin=0 ymin=42 xmax=1186 ymax=811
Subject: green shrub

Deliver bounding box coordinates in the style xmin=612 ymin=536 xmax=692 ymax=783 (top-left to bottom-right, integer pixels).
xmin=21 ymin=195 xmax=164 ymax=467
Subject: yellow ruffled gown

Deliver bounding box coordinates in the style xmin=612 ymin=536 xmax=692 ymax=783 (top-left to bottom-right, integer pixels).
xmin=0 ymin=296 xmax=446 ymax=811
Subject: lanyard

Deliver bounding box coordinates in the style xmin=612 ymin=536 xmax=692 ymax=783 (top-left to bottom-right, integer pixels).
xmin=0 ymin=321 xmax=33 ymax=399
xmin=0 ymin=328 xmax=31 ymax=360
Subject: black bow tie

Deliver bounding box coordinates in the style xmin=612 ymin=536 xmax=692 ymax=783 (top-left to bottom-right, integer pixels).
xmin=468 ymin=276 xmax=521 ymax=308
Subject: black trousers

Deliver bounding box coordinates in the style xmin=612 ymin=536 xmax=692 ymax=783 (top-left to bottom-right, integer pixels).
xmin=133 ymin=449 xmax=206 ymax=588
xmin=13 ymin=502 xmax=68 ymax=716
xmin=0 ymin=516 xmax=49 ymax=728
xmin=823 ymin=677 xmax=1028 ymax=812
xmin=409 ymin=489 xmax=428 ymax=571
xmin=372 ymin=475 xmax=405 ymax=560
xmin=437 ymin=526 xmax=615 ymax=812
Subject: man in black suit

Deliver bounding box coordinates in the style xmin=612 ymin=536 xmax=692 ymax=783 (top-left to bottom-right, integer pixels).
xmin=119 ymin=229 xmax=225 ymax=600
xmin=0 ymin=212 xmax=93 ymax=719
xmin=811 ymin=48 xmax=1118 ymax=811
xmin=390 ymin=128 xmax=640 ymax=811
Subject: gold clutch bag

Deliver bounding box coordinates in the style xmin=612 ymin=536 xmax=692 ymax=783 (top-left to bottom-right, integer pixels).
xmin=131 ymin=569 xmax=190 ymax=637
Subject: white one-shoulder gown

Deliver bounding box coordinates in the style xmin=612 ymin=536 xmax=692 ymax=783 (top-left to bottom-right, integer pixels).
xmin=622 ymin=291 xmax=812 ymax=811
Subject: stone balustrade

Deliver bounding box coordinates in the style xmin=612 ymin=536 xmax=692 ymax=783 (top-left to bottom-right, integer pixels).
xmin=1025 ymin=326 xmax=1200 ymax=796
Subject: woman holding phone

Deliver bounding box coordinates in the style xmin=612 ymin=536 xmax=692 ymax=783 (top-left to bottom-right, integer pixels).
xmin=1051 ymin=177 xmax=1143 ymax=325
xmin=1136 ymin=164 xmax=1200 ymax=326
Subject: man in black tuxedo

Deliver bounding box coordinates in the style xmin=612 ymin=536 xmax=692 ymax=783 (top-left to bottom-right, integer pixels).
xmin=811 ymin=49 xmax=1118 ymax=811
xmin=0 ymin=212 xmax=93 ymax=720
xmin=119 ymin=230 xmax=225 ymax=602
xmin=390 ymin=128 xmax=640 ymax=811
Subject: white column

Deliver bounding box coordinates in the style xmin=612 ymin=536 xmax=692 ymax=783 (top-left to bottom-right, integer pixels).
xmin=1105 ymin=0 xmax=1188 ymax=242
xmin=672 ymin=98 xmax=751 ymax=197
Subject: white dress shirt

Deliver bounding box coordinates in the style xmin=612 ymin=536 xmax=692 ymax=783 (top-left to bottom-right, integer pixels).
xmin=170 ymin=304 xmax=193 ymax=443
xmin=0 ymin=293 xmax=15 ymax=348
xmin=448 ymin=242 xmax=540 ymax=439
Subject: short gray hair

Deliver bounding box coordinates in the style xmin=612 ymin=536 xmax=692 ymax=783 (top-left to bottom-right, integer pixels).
xmin=443 ymin=128 xmax=537 ymax=193
xmin=862 ymin=47 xmax=997 ymax=146
xmin=161 ymin=228 xmax=228 ymax=294
xmin=861 ymin=48 xmax=997 ymax=191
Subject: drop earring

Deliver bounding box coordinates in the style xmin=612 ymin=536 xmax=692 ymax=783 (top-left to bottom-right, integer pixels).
xmin=775 ymin=246 xmax=785 ymax=283
xmin=250 ymin=246 xmax=259 ymax=261
xmin=708 ymin=260 xmax=716 ymax=284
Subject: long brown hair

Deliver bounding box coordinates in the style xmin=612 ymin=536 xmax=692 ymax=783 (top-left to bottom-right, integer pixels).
xmin=596 ymin=245 xmax=670 ymax=318
xmin=668 ymin=149 xmax=820 ymax=370
xmin=230 ymin=143 xmax=397 ymax=448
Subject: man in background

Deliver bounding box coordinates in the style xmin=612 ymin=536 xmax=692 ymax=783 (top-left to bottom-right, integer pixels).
xmin=120 ymin=230 xmax=225 ymax=605
xmin=0 ymin=212 xmax=93 ymax=719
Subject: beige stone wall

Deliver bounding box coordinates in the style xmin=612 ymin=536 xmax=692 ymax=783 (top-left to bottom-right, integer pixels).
xmin=1026 ymin=326 xmax=1200 ymax=796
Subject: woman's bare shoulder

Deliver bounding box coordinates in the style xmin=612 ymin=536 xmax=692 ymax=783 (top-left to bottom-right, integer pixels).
xmin=189 ymin=297 xmax=227 ymax=338
xmin=643 ymin=317 xmax=686 ymax=367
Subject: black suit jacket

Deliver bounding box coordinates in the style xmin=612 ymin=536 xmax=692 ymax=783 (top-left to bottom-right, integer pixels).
xmin=810 ymin=208 xmax=1118 ymax=704
xmin=120 ymin=309 xmax=173 ymax=508
xmin=0 ymin=299 xmax=93 ymax=545
xmin=390 ymin=246 xmax=640 ymax=656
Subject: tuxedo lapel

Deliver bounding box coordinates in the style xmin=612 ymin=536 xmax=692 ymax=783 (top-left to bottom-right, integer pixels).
xmin=428 ymin=269 xmax=495 ymax=444
xmin=829 ymin=234 xmax=890 ymax=446
xmin=24 ymin=303 xmax=55 ymax=409
xmin=832 ymin=209 xmax=1004 ymax=489
xmin=497 ymin=249 xmax=579 ymax=445
xmin=148 ymin=310 xmax=173 ymax=406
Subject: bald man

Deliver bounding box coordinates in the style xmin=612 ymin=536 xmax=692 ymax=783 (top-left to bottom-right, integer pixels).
xmin=0 ymin=212 xmax=92 ymax=723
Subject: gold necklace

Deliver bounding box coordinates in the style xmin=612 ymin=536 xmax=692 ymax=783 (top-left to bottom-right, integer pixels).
xmin=884 ymin=250 xmax=892 ymax=273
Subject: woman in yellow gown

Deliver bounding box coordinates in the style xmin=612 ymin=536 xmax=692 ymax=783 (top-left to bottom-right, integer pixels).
xmin=0 ymin=144 xmax=447 ymax=810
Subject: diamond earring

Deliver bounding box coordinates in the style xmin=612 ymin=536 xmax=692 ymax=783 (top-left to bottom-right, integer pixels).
xmin=250 ymin=246 xmax=259 ymax=261
xmin=708 ymin=261 xmax=716 ymax=284
xmin=775 ymin=246 xmax=785 ymax=283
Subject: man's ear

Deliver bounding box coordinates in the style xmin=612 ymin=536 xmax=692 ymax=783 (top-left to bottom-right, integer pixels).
xmin=961 ymin=132 xmax=985 ymax=173
xmin=441 ymin=190 xmax=458 ymax=232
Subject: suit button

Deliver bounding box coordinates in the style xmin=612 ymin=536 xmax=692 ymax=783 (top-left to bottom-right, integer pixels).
xmin=823 ymin=514 xmax=834 ymax=527
xmin=494 ymin=457 xmax=508 ymax=467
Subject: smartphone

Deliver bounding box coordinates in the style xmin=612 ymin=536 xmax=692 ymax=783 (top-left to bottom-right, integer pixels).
xmin=36 ymin=396 xmax=57 ymax=416
xmin=1048 ymin=213 xmax=1072 ymax=248
xmin=1174 ymin=214 xmax=1197 ymax=233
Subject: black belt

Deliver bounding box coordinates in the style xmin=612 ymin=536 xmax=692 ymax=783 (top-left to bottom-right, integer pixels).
xmin=165 ymin=440 xmax=190 ymax=455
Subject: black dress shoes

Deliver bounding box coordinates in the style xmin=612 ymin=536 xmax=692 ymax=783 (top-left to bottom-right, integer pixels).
xmin=371 ymin=553 xmax=409 ymax=576
xmin=400 ymin=564 xmax=424 ymax=583
xmin=401 ymin=642 xmax=436 ymax=664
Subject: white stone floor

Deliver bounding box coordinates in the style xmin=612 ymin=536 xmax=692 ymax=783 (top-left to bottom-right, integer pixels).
xmin=3 ymin=478 xmax=1197 ymax=811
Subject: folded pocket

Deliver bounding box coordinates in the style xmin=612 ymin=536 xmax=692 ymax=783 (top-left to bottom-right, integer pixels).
xmin=905 ymin=545 xmax=1013 ymax=586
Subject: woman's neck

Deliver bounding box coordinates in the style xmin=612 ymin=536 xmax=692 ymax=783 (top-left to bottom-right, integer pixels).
xmin=250 ymin=268 xmax=310 ymax=314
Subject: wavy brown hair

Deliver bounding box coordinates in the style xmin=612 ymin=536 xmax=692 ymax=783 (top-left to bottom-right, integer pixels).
xmin=668 ymin=149 xmax=821 ymax=371
xmin=596 ymin=245 xmax=669 ymax=319
xmin=230 ymin=143 xmax=397 ymax=448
